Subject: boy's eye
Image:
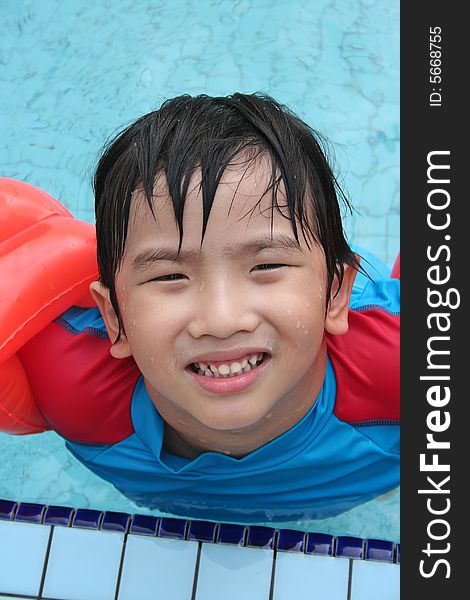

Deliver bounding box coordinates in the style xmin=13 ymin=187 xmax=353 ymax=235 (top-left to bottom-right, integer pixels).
xmin=150 ymin=273 xmax=187 ymax=282
xmin=148 ymin=265 xmax=287 ymax=282
xmin=252 ymin=263 xmax=287 ymax=271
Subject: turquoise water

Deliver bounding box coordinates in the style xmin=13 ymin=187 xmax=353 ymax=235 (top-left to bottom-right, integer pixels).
xmin=0 ymin=0 xmax=399 ymax=541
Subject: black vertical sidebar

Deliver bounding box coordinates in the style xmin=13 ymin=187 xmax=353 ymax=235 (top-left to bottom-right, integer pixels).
xmin=401 ymin=3 xmax=466 ymax=599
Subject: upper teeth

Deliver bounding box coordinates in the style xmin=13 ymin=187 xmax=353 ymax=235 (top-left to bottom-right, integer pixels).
xmin=193 ymin=353 xmax=264 ymax=376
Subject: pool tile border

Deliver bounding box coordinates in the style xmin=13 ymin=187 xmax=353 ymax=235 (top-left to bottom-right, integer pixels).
xmin=0 ymin=499 xmax=400 ymax=564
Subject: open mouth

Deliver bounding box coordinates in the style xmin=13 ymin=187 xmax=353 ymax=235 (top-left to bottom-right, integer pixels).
xmin=187 ymin=352 xmax=268 ymax=378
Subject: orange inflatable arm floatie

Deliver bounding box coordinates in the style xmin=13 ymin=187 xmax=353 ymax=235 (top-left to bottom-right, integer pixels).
xmin=0 ymin=178 xmax=98 ymax=434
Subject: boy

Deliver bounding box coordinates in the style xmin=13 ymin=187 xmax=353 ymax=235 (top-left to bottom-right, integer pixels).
xmin=16 ymin=93 xmax=399 ymax=523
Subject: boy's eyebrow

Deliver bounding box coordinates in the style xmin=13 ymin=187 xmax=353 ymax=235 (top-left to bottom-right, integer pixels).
xmin=131 ymin=234 xmax=303 ymax=272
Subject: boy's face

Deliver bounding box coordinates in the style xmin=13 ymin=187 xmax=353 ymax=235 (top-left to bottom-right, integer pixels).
xmin=92 ymin=155 xmax=353 ymax=456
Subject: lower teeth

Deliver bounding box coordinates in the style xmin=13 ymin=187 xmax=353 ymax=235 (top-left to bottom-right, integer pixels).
xmin=199 ymin=369 xmax=249 ymax=378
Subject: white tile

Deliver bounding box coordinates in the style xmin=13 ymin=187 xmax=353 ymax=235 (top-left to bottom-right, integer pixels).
xmin=0 ymin=596 xmax=38 ymax=599
xmin=350 ymin=560 xmax=400 ymax=600
xmin=273 ymin=552 xmax=350 ymax=600
xmin=0 ymin=520 xmax=51 ymax=596
xmin=195 ymin=543 xmax=273 ymax=600
xmin=42 ymin=526 xmax=124 ymax=600
xmin=118 ymin=535 xmax=199 ymax=600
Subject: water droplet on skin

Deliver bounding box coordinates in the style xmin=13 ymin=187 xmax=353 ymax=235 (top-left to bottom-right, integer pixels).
xmin=306 ymin=303 xmax=310 ymax=308
xmin=287 ymin=309 xmax=292 ymax=315
xmin=264 ymin=412 xmax=273 ymax=420
xmin=199 ymin=281 xmax=205 ymax=292
xmin=150 ymin=357 xmax=155 ymax=363
xmin=304 ymin=330 xmax=309 ymax=335
xmin=296 ymin=321 xmax=301 ymax=328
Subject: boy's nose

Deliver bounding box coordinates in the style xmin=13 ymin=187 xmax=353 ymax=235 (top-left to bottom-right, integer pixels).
xmin=187 ymin=282 xmax=259 ymax=339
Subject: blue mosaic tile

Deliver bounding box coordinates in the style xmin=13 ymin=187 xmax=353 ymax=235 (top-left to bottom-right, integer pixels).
xmin=158 ymin=517 xmax=188 ymax=540
xmin=0 ymin=498 xmax=17 ymax=520
xmin=72 ymin=508 xmax=103 ymax=529
xmin=43 ymin=505 xmax=74 ymax=526
xmin=129 ymin=514 xmax=159 ymax=536
xmin=336 ymin=536 xmax=365 ymax=559
xmin=396 ymin=543 xmax=400 ymax=564
xmin=246 ymin=525 xmax=276 ymax=549
xmin=216 ymin=523 xmax=246 ymax=546
xmin=15 ymin=502 xmax=46 ymax=524
xmin=101 ymin=511 xmax=131 ymax=533
xmin=305 ymin=532 xmax=334 ymax=556
xmin=277 ymin=528 xmax=306 ymax=553
xmin=187 ymin=520 xmax=217 ymax=543
xmin=366 ymin=538 xmax=395 ymax=562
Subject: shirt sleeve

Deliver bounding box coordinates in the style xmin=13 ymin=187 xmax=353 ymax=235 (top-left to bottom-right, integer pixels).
xmin=17 ymin=307 xmax=140 ymax=444
xmin=326 ymin=251 xmax=400 ymax=424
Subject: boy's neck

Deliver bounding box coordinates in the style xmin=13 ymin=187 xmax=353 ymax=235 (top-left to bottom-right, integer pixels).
xmin=162 ymin=421 xmax=266 ymax=460
xmin=162 ymin=391 xmax=317 ymax=460
xmin=163 ymin=424 xmax=208 ymax=460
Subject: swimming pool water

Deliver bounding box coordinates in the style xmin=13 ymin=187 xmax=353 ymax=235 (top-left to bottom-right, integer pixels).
xmin=0 ymin=0 xmax=399 ymax=542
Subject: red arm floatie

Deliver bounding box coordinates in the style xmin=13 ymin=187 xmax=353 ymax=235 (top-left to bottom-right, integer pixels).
xmin=391 ymin=252 xmax=400 ymax=279
xmin=0 ymin=178 xmax=99 ymax=434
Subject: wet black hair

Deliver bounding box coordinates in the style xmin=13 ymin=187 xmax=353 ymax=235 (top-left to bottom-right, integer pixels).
xmin=93 ymin=92 xmax=360 ymax=344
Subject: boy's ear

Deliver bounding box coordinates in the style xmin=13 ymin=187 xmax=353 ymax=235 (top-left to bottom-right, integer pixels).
xmin=324 ymin=261 xmax=358 ymax=336
xmin=89 ymin=281 xmax=132 ymax=359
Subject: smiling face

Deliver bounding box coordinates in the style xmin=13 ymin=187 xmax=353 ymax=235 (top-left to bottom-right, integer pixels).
xmin=91 ymin=154 xmax=355 ymax=457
